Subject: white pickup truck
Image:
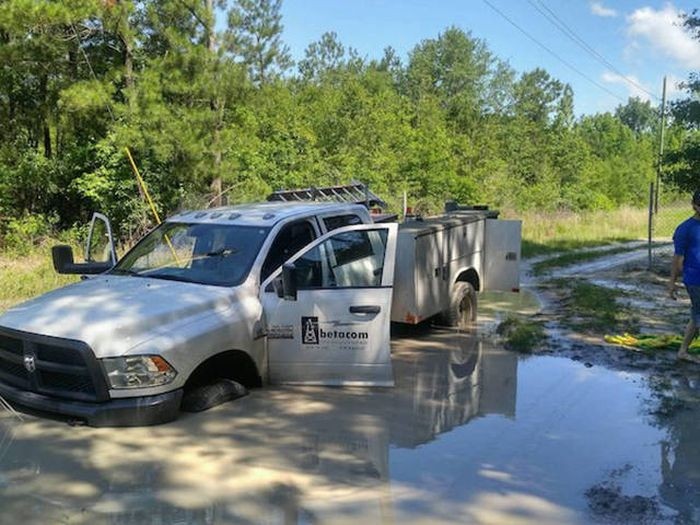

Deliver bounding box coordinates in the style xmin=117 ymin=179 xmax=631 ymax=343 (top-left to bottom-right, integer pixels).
xmin=0 ymin=197 xmax=520 ymax=426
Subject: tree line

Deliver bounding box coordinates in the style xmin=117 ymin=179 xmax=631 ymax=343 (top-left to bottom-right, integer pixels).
xmin=0 ymin=0 xmax=697 ymax=241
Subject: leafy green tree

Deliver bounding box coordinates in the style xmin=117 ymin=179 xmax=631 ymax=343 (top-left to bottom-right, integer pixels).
xmin=373 ymin=46 xmax=404 ymax=88
xmin=407 ymin=27 xmax=494 ymax=128
xmin=298 ymin=31 xmax=346 ymax=82
xmin=615 ymin=97 xmax=657 ymax=135
xmin=225 ymin=0 xmax=292 ymax=84
xmin=0 ymin=1 xmax=684 ymax=243
xmin=513 ymin=68 xmax=565 ymax=126
xmin=666 ymin=11 xmax=699 ymax=192
xmin=554 ymin=84 xmax=575 ymax=129
xmin=577 ymin=113 xmax=655 ymax=205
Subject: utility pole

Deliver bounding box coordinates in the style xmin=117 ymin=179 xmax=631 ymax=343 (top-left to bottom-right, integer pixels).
xmin=655 ymin=76 xmax=667 ymax=213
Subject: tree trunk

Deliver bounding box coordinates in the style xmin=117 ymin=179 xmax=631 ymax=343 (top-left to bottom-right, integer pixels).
xmin=206 ymin=0 xmax=216 ymax=53
xmin=122 ymin=38 xmax=134 ymax=90
xmin=40 ymin=75 xmax=51 ymax=158
xmin=43 ymin=123 xmax=52 ymax=159
xmin=113 ymin=1 xmax=134 ymax=110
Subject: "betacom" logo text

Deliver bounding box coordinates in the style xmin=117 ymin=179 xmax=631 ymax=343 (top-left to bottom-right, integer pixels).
xmin=301 ymin=316 xmax=369 ymax=345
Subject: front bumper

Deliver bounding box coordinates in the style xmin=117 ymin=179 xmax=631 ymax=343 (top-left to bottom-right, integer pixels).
xmin=0 ymin=379 xmax=183 ymax=427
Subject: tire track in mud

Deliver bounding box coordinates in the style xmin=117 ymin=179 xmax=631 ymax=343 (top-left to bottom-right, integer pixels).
xmin=522 ymin=242 xmax=672 ymax=283
xmin=519 ymin=241 xmax=690 ymax=373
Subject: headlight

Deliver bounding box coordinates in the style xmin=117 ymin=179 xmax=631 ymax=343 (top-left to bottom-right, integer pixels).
xmin=101 ymin=355 xmax=177 ymax=389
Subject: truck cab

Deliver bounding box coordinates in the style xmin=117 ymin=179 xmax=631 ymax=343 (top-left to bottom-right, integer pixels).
xmin=0 ymin=202 xmax=399 ymax=426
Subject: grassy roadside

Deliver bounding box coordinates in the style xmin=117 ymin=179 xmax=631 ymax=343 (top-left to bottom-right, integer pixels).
xmin=513 ymin=207 xmax=647 ymax=258
xmin=513 ymin=204 xmax=687 ymax=259
xmin=0 ymin=244 xmax=78 ymax=313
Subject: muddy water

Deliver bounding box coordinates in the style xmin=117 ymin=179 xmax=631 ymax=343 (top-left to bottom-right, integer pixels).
xmin=1 ymin=326 xmax=698 ymax=524
xmin=477 ymin=289 xmax=542 ymax=326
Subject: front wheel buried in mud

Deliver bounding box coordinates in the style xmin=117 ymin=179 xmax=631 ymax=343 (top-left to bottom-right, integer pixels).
xmin=181 ymin=379 xmax=248 ymax=413
xmin=441 ymin=282 xmax=477 ymax=330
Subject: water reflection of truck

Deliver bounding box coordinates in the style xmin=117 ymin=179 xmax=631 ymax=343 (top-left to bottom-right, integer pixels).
xmin=0 ymin=183 xmax=520 ymax=426
xmin=0 ymin=334 xmax=517 ymax=524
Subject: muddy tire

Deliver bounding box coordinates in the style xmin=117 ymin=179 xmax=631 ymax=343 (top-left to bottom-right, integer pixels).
xmin=441 ymin=282 xmax=477 ymax=329
xmin=181 ymin=378 xmax=248 ymax=413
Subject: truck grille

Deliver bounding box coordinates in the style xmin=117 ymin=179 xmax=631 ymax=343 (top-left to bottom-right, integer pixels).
xmin=0 ymin=328 xmax=109 ymax=402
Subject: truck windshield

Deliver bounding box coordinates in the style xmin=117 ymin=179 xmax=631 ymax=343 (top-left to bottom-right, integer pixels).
xmin=112 ymin=222 xmax=270 ymax=287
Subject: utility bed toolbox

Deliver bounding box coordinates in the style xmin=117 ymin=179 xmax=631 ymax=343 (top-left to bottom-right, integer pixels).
xmin=392 ymin=210 xmax=521 ymax=324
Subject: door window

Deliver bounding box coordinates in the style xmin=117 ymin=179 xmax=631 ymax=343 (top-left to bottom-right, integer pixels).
xmin=323 ymin=214 xmax=362 ymax=232
xmin=86 ymin=213 xmax=116 ymax=265
xmin=294 ymin=229 xmax=387 ymax=289
xmin=261 ymin=220 xmax=316 ymax=281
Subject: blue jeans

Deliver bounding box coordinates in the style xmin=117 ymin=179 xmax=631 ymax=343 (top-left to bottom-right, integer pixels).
xmin=686 ymin=284 xmax=700 ymax=325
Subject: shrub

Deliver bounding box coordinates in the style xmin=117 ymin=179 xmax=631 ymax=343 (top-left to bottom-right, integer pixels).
xmin=2 ymin=214 xmax=56 ymax=254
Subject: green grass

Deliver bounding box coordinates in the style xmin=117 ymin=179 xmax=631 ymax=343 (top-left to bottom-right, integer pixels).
xmin=554 ymin=279 xmax=638 ymax=333
xmin=509 ymin=204 xmax=691 ymax=259
xmin=496 ymin=316 xmax=546 ymax=353
xmin=0 ymin=244 xmax=78 ymax=313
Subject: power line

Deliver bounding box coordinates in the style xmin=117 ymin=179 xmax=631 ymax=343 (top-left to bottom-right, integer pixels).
xmin=527 ymin=0 xmax=660 ymax=101
xmin=481 ymin=0 xmax=627 ymax=103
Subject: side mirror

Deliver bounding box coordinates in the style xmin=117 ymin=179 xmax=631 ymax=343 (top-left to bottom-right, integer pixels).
xmin=52 ymin=245 xmax=112 ymax=275
xmin=281 ymin=262 xmax=298 ymax=301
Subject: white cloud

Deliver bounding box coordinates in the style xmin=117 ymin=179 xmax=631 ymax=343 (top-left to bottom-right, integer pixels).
xmin=627 ymin=4 xmax=700 ymax=69
xmin=601 ymin=71 xmax=653 ymax=101
xmin=590 ymin=2 xmax=617 ymax=18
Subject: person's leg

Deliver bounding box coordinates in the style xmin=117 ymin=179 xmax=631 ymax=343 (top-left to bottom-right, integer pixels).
xmin=678 ymin=319 xmax=697 ymax=358
xmin=678 ymin=285 xmax=700 ymax=362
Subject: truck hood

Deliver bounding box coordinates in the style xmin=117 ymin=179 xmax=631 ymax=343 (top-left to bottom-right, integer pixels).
xmin=0 ymin=276 xmax=235 ymax=357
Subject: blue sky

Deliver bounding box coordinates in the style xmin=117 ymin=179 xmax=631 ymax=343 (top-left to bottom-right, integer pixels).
xmin=277 ymin=1 xmax=700 ymax=116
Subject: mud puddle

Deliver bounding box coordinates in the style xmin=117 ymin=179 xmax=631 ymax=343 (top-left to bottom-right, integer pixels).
xmin=1 ymin=327 xmax=699 ymax=524
xmin=477 ymin=289 xmax=542 ymax=329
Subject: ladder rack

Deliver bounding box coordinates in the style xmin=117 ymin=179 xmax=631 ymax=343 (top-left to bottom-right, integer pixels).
xmin=267 ymin=181 xmax=386 ymax=209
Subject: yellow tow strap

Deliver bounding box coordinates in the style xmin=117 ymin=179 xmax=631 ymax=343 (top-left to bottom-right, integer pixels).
xmin=125 ymin=147 xmax=162 ymax=224
xmin=124 ymin=147 xmax=180 ymax=265
xmin=604 ymin=333 xmax=700 ymax=352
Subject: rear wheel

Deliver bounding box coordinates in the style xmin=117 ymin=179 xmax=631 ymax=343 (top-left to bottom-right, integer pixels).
xmin=441 ymin=282 xmax=477 ymax=329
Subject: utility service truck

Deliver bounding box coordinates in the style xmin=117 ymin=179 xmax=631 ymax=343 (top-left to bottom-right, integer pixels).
xmin=0 ymin=184 xmax=521 ymax=426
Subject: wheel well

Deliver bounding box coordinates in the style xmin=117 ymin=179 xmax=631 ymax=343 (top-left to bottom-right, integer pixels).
xmin=455 ymin=268 xmax=480 ymax=292
xmin=185 ymin=350 xmax=262 ymax=390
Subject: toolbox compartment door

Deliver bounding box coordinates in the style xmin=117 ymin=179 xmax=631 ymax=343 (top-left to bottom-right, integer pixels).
xmin=483 ymin=219 xmax=522 ymax=292
xmin=261 ymin=223 xmax=398 ymax=386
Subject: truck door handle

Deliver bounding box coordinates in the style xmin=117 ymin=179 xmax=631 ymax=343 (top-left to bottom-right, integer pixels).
xmin=349 ymin=305 xmax=381 ymax=315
